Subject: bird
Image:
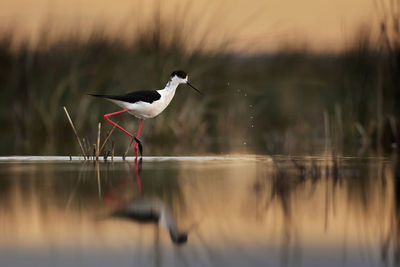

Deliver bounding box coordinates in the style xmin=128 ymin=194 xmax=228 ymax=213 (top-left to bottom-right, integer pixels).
xmin=89 ymin=70 xmax=202 ymax=157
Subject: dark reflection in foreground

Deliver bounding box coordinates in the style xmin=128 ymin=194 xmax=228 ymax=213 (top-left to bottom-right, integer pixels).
xmin=112 ymin=197 xmax=188 ymax=244
xmin=108 ymin=158 xmax=188 ymax=244
xmin=0 ymin=155 xmax=399 ymax=266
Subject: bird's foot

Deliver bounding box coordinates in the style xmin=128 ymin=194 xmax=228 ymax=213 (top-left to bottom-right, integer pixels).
xmin=134 ymin=137 xmax=143 ymax=158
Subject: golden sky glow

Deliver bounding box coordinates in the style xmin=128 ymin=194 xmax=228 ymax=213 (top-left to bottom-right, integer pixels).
xmin=0 ymin=0 xmax=377 ymax=52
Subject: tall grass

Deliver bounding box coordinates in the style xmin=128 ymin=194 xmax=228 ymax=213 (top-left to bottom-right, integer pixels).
xmin=0 ymin=5 xmax=399 ymax=156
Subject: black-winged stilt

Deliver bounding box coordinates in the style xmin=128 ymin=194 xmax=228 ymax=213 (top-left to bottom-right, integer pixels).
xmin=89 ymin=70 xmax=201 ymax=157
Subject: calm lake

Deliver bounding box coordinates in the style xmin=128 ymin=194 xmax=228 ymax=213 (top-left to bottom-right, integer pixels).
xmin=0 ymin=155 xmax=399 ymax=267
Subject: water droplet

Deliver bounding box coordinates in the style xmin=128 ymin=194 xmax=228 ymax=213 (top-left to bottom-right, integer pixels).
xmin=251 ymin=125 xmax=254 ymax=128
xmin=244 ymin=93 xmax=247 ymax=97
xmin=243 ymin=142 xmax=247 ymax=145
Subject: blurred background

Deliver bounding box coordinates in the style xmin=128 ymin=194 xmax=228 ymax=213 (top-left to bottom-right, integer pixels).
xmin=0 ymin=0 xmax=399 ymax=156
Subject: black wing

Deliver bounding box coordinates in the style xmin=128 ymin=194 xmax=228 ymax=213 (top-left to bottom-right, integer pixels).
xmin=89 ymin=90 xmax=161 ymax=104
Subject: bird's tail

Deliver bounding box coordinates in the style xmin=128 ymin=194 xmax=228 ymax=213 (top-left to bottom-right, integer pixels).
xmin=88 ymin=93 xmax=108 ymax=98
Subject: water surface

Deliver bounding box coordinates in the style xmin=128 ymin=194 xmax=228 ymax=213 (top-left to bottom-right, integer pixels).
xmin=0 ymin=155 xmax=398 ymax=266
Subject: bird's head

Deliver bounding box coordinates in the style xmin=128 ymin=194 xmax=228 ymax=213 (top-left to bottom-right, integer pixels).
xmin=170 ymin=70 xmax=188 ymax=84
xmin=170 ymin=70 xmax=202 ymax=95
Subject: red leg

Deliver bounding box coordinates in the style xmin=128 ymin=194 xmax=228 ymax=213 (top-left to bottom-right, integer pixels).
xmin=104 ymin=109 xmax=133 ymax=137
xmin=104 ymin=158 xmax=142 ymax=203
xmin=134 ymin=119 xmax=143 ymax=155
xmin=134 ymin=156 xmax=142 ymax=195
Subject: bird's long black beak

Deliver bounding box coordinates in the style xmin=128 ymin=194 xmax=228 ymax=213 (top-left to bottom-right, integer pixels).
xmin=186 ymin=82 xmax=203 ymax=95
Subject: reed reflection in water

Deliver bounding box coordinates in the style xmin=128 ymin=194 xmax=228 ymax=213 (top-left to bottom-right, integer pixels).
xmin=0 ymin=155 xmax=399 ymax=266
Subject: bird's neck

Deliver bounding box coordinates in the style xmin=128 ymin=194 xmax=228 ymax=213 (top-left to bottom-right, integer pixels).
xmin=156 ymin=81 xmax=179 ymax=108
xmin=159 ymin=80 xmax=179 ymax=97
xmin=164 ymin=79 xmax=180 ymax=91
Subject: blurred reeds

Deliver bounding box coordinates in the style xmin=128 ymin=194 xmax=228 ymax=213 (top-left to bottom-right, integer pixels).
xmin=0 ymin=4 xmax=399 ymax=156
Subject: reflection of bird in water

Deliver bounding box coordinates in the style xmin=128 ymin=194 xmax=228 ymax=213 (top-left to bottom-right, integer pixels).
xmin=106 ymin=156 xmax=187 ymax=244
xmin=112 ymin=197 xmax=188 ymax=244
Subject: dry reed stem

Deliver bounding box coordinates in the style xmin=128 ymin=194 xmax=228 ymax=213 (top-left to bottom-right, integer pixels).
xmin=123 ymin=137 xmax=136 ymax=159
xmin=63 ymin=106 xmax=87 ymax=160
xmin=99 ymin=123 xmax=118 ymax=154
xmin=96 ymin=161 xmax=101 ymax=199
xmin=96 ymin=123 xmax=101 ymax=160
xmin=82 ymin=137 xmax=90 ymax=158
